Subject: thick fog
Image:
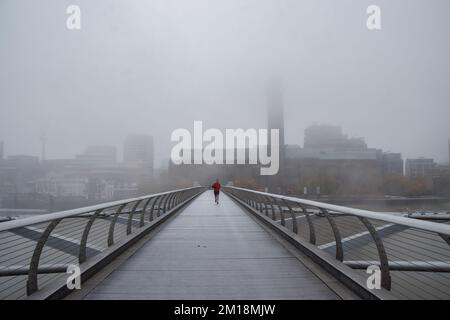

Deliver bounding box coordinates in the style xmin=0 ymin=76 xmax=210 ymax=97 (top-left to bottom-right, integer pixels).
xmin=1 ymin=0 xmax=449 ymax=167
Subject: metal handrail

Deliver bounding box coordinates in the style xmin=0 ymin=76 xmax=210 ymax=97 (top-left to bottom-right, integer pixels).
xmin=0 ymin=187 xmax=202 ymax=233
xmin=224 ymin=186 xmax=450 ymax=298
xmin=0 ymin=186 xmax=205 ymax=299
xmin=225 ymin=186 xmax=450 ymax=236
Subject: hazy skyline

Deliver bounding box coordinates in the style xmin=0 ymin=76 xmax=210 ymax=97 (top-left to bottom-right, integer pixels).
xmin=1 ymin=0 xmax=449 ymax=167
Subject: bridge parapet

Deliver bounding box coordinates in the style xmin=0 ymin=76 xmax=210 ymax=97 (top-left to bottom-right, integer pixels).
xmin=224 ymin=186 xmax=450 ymax=300
xmin=0 ymin=186 xmax=205 ymax=299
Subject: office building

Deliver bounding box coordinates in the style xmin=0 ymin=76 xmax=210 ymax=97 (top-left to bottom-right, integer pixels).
xmin=123 ymin=134 xmax=154 ymax=168
xmin=382 ymin=153 xmax=404 ymax=176
xmin=405 ymin=158 xmax=436 ymax=178
xmin=75 ymin=145 xmax=117 ymax=167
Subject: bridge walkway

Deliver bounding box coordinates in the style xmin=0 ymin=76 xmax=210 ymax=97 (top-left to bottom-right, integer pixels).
xmin=76 ymin=192 xmax=340 ymax=299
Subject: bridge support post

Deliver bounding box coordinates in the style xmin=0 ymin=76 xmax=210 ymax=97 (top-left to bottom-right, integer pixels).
xmin=79 ymin=209 xmax=103 ymax=263
xmin=299 ymin=205 xmax=316 ymax=245
xmin=161 ymin=194 xmax=171 ymax=215
xmin=358 ymin=217 xmax=391 ymax=290
xmin=320 ymin=208 xmax=343 ymax=262
xmin=266 ymin=196 xmax=277 ymax=221
xmin=157 ymin=194 xmax=169 ymax=217
xmin=275 ymin=198 xmax=286 ymax=227
xmin=127 ymin=200 xmax=143 ymax=235
xmin=108 ymin=204 xmax=127 ymax=247
xmin=262 ymin=196 xmax=270 ymax=217
xmin=140 ymin=197 xmax=153 ymax=227
xmin=282 ymin=199 xmax=298 ymax=234
xmin=27 ymin=219 xmax=62 ymax=296
xmin=149 ymin=195 xmax=162 ymax=221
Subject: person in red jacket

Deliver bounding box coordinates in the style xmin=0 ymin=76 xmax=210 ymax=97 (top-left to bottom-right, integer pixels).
xmin=211 ymin=179 xmax=221 ymax=204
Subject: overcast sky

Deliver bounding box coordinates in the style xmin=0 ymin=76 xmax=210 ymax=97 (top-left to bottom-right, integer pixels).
xmin=1 ymin=0 xmax=449 ymax=167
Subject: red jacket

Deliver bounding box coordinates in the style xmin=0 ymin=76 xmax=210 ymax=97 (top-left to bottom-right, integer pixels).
xmin=212 ymin=182 xmax=221 ymax=192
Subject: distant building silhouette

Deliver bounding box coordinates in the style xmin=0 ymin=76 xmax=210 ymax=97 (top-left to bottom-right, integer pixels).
xmin=123 ymin=134 xmax=154 ymax=168
xmin=75 ymin=145 xmax=117 ymax=167
xmin=304 ymin=125 xmax=366 ymax=150
xmin=0 ymin=155 xmax=41 ymax=195
xmin=266 ymin=78 xmax=286 ymax=192
xmin=448 ymin=139 xmax=450 ymax=166
xmin=405 ymin=158 xmax=436 ymax=178
xmin=283 ymin=125 xmax=401 ymax=196
xmin=267 ymin=78 xmax=285 ymax=150
xmin=382 ymin=153 xmax=404 ymax=176
xmin=0 ymin=141 xmax=3 ymax=163
xmin=123 ymin=134 xmax=155 ymax=190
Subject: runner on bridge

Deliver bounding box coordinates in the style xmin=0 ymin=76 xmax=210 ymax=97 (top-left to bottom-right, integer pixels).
xmin=211 ymin=179 xmax=221 ymax=204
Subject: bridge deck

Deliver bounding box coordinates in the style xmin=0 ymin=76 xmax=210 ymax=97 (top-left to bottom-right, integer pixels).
xmin=82 ymin=192 xmax=338 ymax=299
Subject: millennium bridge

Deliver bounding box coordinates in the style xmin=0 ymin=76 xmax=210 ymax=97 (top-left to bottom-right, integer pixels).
xmin=0 ymin=186 xmax=449 ymax=300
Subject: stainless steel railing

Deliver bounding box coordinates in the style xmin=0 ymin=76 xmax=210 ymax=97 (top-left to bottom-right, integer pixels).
xmin=0 ymin=186 xmax=205 ymax=299
xmin=224 ymin=186 xmax=450 ymax=299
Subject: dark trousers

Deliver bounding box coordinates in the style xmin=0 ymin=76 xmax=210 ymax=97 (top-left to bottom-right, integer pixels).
xmin=214 ymin=191 xmax=219 ymax=203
